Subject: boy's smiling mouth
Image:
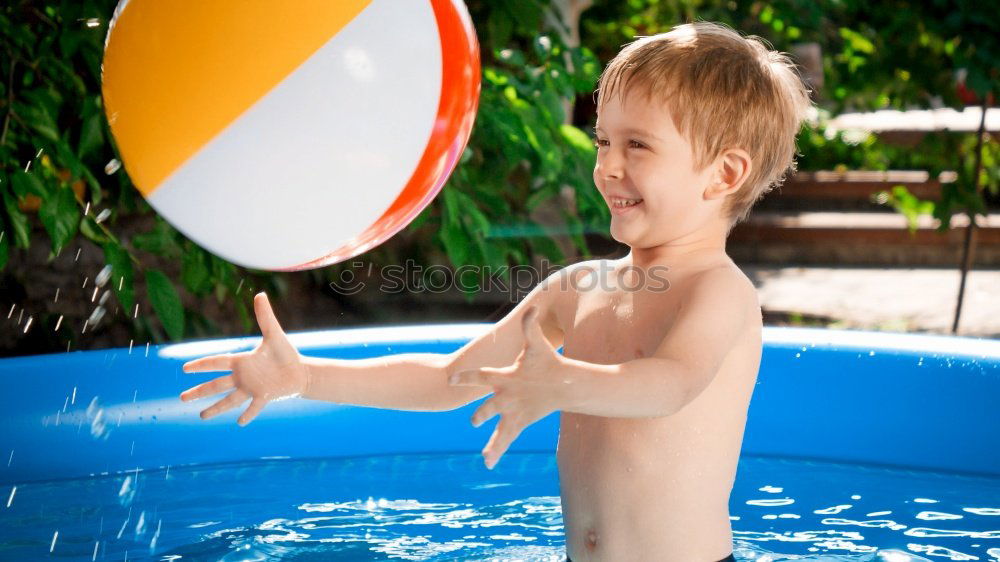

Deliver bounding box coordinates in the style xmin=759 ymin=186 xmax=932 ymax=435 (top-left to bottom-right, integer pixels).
xmin=609 ymin=196 xmax=644 ymax=214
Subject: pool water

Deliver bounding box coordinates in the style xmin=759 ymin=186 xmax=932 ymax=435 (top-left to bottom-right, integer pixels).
xmin=1 ymin=452 xmax=997 ymax=561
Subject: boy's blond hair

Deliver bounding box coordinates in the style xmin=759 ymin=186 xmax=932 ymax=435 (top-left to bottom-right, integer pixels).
xmin=597 ymin=22 xmax=812 ymax=230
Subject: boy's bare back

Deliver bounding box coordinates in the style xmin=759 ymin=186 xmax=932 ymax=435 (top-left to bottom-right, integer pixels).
xmin=549 ymin=255 xmax=761 ymax=561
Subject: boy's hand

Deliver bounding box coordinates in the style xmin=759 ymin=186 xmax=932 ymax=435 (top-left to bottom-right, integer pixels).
xmin=179 ymin=292 xmax=309 ymax=426
xmin=449 ymin=306 xmax=566 ymax=469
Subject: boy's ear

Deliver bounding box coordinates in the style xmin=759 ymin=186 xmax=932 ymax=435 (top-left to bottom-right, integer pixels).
xmin=704 ymin=149 xmax=752 ymax=200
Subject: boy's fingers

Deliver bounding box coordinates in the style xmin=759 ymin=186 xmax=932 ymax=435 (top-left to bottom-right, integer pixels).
xmin=183 ymin=354 xmax=235 ymax=373
xmin=483 ymin=417 xmax=526 ymax=470
xmin=449 ymin=368 xmax=502 ymax=387
xmin=471 ymin=395 xmax=502 ymax=427
xmin=238 ymin=397 xmax=267 ymax=426
xmin=180 ymin=375 xmax=234 ymax=402
xmin=253 ymin=292 xmax=282 ymax=339
xmin=199 ymin=389 xmax=248 ymax=420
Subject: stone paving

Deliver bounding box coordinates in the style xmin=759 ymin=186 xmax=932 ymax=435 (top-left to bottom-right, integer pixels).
xmin=743 ymin=265 xmax=1000 ymax=338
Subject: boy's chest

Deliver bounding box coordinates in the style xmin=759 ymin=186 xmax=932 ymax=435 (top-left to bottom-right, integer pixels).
xmin=561 ymin=287 xmax=682 ymax=364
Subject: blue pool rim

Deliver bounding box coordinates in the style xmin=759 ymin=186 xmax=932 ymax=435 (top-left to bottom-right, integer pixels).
xmin=1 ymin=324 xmax=998 ymax=486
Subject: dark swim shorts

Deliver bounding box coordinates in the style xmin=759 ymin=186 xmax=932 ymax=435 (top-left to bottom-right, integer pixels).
xmin=566 ymin=554 xmax=736 ymax=562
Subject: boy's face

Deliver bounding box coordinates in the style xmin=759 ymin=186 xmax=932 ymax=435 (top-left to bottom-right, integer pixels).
xmin=593 ymin=90 xmax=720 ymax=248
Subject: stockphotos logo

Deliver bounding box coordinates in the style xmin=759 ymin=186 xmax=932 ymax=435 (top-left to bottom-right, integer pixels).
xmin=329 ymin=259 xmax=670 ymax=301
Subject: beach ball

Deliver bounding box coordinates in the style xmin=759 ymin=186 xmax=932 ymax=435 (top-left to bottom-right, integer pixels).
xmin=102 ymin=0 xmax=480 ymax=271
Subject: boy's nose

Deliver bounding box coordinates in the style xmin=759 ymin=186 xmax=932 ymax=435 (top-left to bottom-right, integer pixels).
xmin=596 ymin=153 xmax=624 ymax=180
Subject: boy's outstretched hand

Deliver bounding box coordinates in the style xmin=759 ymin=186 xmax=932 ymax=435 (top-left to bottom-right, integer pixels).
xmin=449 ymin=306 xmax=567 ymax=470
xmin=179 ymin=292 xmax=309 ymax=426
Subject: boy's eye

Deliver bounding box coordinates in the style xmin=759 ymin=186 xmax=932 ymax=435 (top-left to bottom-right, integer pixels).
xmin=592 ymin=138 xmax=646 ymax=149
xmin=594 ymin=138 xmax=646 ymax=148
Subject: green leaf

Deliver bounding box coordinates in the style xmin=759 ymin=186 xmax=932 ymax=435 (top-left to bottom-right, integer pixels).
xmin=441 ymin=188 xmax=461 ymax=228
xmin=838 ymin=27 xmax=875 ymax=55
xmin=146 ymin=268 xmax=185 ymax=341
xmin=79 ymin=215 xmax=109 ymax=244
xmin=102 ymin=241 xmax=135 ymax=312
xmin=182 ymin=247 xmax=213 ymax=296
xmin=439 ymin=216 xmax=471 ymax=268
xmin=78 ymin=112 xmax=103 ymax=159
xmin=487 ymin=9 xmax=513 ymax=47
xmin=407 ymin=204 xmax=434 ymax=231
xmin=507 ymin=1 xmax=542 ymax=33
xmin=11 ymin=171 xmax=49 ymax=198
xmin=15 ymin=91 xmax=60 ymax=142
xmin=1 ymin=191 xmax=31 ymax=249
xmin=132 ymin=218 xmax=180 ymax=256
xmin=0 ymin=214 xmax=8 ymax=272
xmin=38 ymin=186 xmax=79 ymax=255
xmin=560 ymin=124 xmax=597 ymax=154
xmin=81 ymin=167 xmax=102 ymax=205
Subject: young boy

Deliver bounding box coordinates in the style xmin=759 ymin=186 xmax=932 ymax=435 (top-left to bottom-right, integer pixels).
xmin=179 ymin=21 xmax=811 ymax=562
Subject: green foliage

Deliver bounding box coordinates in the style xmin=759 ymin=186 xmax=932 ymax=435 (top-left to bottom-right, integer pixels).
xmin=144 ymin=268 xmax=183 ymax=341
xmin=1 ymin=0 xmax=997 ymax=346
xmin=582 ymin=0 xmax=998 ymax=226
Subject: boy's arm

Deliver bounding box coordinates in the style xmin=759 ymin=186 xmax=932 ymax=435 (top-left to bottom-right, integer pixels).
xmin=450 ymin=266 xmax=759 ymax=467
xmin=301 ymin=267 xmax=566 ymax=412
xmin=555 ymin=268 xmax=759 ymax=418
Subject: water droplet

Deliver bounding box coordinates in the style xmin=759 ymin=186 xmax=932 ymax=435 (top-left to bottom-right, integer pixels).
xmin=104 ymin=159 xmax=121 ymax=175
xmin=22 ymin=316 xmax=33 ymax=333
xmin=88 ymin=306 xmax=106 ymax=327
xmin=95 ymin=209 xmax=112 ymax=223
xmin=95 ymin=265 xmax=112 ymax=287
xmin=53 ymin=288 xmax=60 ymax=303
xmin=54 ymin=315 xmax=63 ymax=331
xmin=84 ymin=18 xmax=101 ymax=28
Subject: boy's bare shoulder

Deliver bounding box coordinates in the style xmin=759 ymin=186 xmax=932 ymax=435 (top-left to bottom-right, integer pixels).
xmin=683 ymin=261 xmax=761 ymax=322
xmin=539 ymin=258 xmax=617 ymax=293
xmin=534 ymin=258 xmax=616 ymax=329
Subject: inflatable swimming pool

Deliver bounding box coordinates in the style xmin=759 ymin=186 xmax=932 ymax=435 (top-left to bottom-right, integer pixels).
xmin=1 ymin=324 xmax=998 ymax=560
